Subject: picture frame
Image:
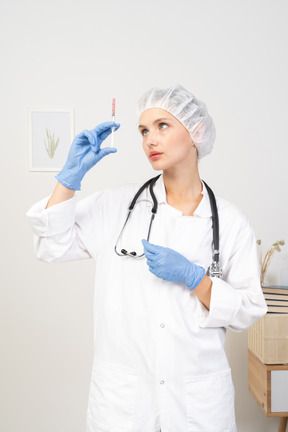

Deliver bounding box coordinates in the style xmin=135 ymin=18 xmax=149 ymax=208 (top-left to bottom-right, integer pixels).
xmin=28 ymin=108 xmax=74 ymax=172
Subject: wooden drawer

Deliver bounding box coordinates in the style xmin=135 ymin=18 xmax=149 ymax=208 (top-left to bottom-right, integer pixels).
xmin=248 ymin=350 xmax=288 ymax=417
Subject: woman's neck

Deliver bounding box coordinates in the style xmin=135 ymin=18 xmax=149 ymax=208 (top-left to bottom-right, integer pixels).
xmin=162 ymin=166 xmax=203 ymax=216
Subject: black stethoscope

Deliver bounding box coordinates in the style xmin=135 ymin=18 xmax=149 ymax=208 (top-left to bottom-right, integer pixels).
xmin=114 ymin=174 xmax=222 ymax=279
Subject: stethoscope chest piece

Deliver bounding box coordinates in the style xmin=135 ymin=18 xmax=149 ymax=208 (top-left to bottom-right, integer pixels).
xmin=207 ymin=257 xmax=223 ymax=278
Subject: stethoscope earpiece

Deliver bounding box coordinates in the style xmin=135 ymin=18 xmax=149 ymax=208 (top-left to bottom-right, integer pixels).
xmin=120 ymin=249 xmax=137 ymax=257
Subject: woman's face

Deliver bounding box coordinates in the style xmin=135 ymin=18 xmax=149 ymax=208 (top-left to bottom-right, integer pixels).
xmin=139 ymin=108 xmax=196 ymax=172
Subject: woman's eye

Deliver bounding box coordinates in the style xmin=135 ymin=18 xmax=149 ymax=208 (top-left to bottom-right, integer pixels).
xmin=141 ymin=129 xmax=148 ymax=136
xmin=159 ymin=123 xmax=168 ymax=130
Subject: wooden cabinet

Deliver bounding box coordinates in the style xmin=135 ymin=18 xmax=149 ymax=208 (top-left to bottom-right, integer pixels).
xmin=248 ymin=350 xmax=288 ymax=431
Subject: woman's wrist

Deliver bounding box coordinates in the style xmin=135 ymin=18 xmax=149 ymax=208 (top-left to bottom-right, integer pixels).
xmin=192 ymin=275 xmax=212 ymax=310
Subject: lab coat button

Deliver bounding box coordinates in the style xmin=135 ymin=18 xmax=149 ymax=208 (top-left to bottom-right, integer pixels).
xmin=160 ymin=323 xmax=165 ymax=328
xmin=160 ymin=380 xmax=165 ymax=385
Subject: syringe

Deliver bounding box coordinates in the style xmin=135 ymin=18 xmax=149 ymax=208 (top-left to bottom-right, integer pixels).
xmin=111 ymin=97 xmax=116 ymax=147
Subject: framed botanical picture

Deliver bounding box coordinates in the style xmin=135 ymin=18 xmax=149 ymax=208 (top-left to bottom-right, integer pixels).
xmin=28 ymin=109 xmax=74 ymax=171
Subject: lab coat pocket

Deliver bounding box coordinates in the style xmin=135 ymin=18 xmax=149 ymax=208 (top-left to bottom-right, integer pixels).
xmin=87 ymin=359 xmax=139 ymax=432
xmin=185 ymin=369 xmax=236 ymax=432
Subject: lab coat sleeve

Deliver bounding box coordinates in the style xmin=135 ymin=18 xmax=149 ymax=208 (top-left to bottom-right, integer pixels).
xmin=26 ymin=192 xmax=105 ymax=263
xmin=198 ymin=216 xmax=267 ymax=331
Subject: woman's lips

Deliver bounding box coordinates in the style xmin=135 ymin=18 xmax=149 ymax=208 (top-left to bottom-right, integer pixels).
xmin=149 ymin=152 xmax=163 ymax=160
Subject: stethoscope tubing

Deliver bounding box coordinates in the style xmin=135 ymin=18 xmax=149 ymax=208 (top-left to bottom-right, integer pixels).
xmin=202 ymin=180 xmax=220 ymax=264
xmin=114 ymin=175 xmax=160 ymax=258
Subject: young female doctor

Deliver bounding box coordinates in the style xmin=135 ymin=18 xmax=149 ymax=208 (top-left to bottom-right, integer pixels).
xmin=27 ymin=84 xmax=267 ymax=432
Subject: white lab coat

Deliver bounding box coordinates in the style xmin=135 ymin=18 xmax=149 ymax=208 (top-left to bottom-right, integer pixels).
xmin=26 ymin=175 xmax=267 ymax=432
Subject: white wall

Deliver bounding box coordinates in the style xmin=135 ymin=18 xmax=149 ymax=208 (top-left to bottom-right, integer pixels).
xmin=1 ymin=0 xmax=288 ymax=430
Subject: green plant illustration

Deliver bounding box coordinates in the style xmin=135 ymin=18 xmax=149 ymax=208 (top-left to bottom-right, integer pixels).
xmin=44 ymin=128 xmax=60 ymax=159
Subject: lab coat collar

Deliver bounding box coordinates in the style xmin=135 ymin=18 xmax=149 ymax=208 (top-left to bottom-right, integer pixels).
xmin=194 ymin=182 xmax=213 ymax=218
xmin=146 ymin=174 xmax=213 ymax=218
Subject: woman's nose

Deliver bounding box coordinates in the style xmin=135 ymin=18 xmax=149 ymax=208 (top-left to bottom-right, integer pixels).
xmin=147 ymin=130 xmax=158 ymax=147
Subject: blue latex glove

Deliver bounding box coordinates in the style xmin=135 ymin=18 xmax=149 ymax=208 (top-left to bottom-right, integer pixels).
xmin=142 ymin=239 xmax=205 ymax=290
xmin=55 ymin=121 xmax=120 ymax=190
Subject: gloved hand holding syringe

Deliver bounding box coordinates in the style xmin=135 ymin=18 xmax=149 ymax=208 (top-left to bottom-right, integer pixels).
xmin=55 ymin=98 xmax=120 ymax=191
